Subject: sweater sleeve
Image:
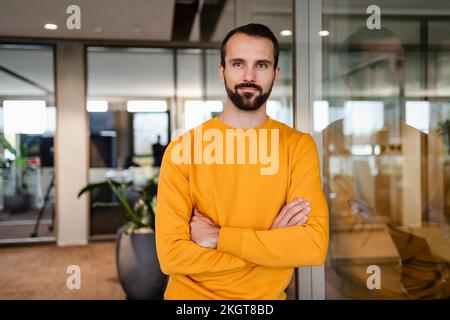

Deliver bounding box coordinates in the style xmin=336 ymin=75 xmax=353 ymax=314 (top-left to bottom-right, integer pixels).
xmin=217 ymin=133 xmax=329 ymax=268
xmin=155 ymin=137 xmax=250 ymax=276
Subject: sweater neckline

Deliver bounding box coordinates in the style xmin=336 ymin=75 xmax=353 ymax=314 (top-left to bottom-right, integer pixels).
xmin=212 ymin=115 xmax=273 ymax=130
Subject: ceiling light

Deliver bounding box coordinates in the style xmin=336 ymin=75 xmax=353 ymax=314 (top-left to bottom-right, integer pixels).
xmin=44 ymin=23 xmax=58 ymax=30
xmin=280 ymin=30 xmax=292 ymax=37
xmin=87 ymin=100 xmax=108 ymax=112
xmin=127 ymin=100 xmax=168 ymax=112
xmin=318 ymin=30 xmax=330 ymax=37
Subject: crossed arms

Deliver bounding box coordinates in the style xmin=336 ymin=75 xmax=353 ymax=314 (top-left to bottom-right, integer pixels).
xmin=155 ymin=134 xmax=329 ymax=276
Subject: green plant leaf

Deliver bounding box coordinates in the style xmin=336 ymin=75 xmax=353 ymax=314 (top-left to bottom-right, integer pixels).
xmin=77 ymin=181 xmax=112 ymax=198
xmin=107 ymin=179 xmax=141 ymax=224
xmin=77 ymin=174 xmax=159 ymax=233
xmin=0 ymin=136 xmax=16 ymax=156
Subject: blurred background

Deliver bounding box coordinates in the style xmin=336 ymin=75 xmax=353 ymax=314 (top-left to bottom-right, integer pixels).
xmin=0 ymin=0 xmax=449 ymax=300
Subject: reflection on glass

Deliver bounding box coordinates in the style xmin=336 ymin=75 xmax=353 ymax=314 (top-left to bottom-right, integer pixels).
xmin=3 ymin=100 xmax=47 ymax=134
xmin=343 ymin=101 xmax=384 ymax=136
xmin=0 ymin=45 xmax=56 ymax=242
xmin=314 ymin=100 xmax=330 ymax=132
xmin=405 ymin=101 xmax=430 ymax=133
xmin=184 ymin=100 xmax=223 ymax=130
xmin=133 ymin=112 xmax=169 ymax=156
xmin=321 ymin=1 xmax=450 ymax=299
xmin=87 ymin=47 xmax=172 ymax=237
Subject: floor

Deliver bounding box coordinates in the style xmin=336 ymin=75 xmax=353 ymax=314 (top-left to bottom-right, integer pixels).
xmin=0 ymin=241 xmax=126 ymax=299
xmin=0 ymin=240 xmax=299 ymax=300
xmin=0 ymin=206 xmax=55 ymax=241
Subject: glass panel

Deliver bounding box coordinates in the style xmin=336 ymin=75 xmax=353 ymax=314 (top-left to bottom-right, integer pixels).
xmin=83 ymin=0 xmax=296 ymax=297
xmin=177 ymin=49 xmax=203 ymax=98
xmin=320 ymin=0 xmax=450 ymax=299
xmin=185 ymin=0 xmax=296 ymax=298
xmin=271 ymin=49 xmax=294 ymax=126
xmin=184 ymin=100 xmax=224 ymax=130
xmin=133 ymin=112 xmax=170 ymax=156
xmin=0 ymin=44 xmax=56 ymax=242
xmin=86 ymin=47 xmax=172 ymax=236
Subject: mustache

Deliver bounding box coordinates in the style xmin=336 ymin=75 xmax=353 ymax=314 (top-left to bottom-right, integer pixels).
xmin=235 ymin=82 xmax=262 ymax=92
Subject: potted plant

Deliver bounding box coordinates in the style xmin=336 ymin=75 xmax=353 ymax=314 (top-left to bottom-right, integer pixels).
xmin=77 ymin=169 xmax=167 ymax=300
xmin=0 ymin=135 xmax=37 ymax=213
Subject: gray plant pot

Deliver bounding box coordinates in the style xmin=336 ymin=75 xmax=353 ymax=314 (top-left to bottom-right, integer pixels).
xmin=116 ymin=227 xmax=167 ymax=300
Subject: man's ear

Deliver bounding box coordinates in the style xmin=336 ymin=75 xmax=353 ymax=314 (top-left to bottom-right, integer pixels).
xmin=218 ymin=63 xmax=225 ymax=83
xmin=273 ymin=66 xmax=281 ymax=85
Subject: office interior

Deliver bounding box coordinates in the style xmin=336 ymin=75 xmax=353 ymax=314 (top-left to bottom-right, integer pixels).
xmin=0 ymin=0 xmax=449 ymax=300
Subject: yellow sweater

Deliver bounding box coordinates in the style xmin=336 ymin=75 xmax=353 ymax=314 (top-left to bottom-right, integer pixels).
xmin=155 ymin=116 xmax=329 ymax=300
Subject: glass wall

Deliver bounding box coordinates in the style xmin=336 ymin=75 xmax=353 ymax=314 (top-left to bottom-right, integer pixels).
xmin=86 ymin=47 xmax=173 ymax=237
xmin=0 ymin=44 xmax=56 ymax=242
xmin=85 ymin=0 xmax=295 ymax=238
xmin=84 ymin=0 xmax=295 ymax=297
xmin=317 ymin=0 xmax=450 ymax=299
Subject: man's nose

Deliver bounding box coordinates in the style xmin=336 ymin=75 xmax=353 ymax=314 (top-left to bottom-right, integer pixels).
xmin=243 ymin=66 xmax=256 ymax=83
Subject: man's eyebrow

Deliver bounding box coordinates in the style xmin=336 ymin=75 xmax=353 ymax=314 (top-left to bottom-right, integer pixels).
xmin=255 ymin=59 xmax=272 ymax=65
xmin=228 ymin=58 xmax=273 ymax=65
xmin=229 ymin=58 xmax=245 ymax=63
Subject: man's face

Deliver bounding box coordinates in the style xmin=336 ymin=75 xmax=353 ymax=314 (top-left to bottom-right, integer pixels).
xmin=219 ymin=33 xmax=280 ymax=111
xmin=344 ymin=37 xmax=405 ymax=96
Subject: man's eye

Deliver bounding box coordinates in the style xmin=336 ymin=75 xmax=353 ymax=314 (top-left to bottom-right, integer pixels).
xmin=233 ymin=62 xmax=243 ymax=68
xmin=257 ymin=63 xmax=268 ymax=69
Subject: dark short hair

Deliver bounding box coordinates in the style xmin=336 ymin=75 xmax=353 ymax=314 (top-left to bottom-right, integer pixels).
xmin=220 ymin=23 xmax=280 ymax=68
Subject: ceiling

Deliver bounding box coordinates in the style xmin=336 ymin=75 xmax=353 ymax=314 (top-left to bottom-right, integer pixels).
xmin=0 ymin=0 xmax=294 ymax=43
xmin=2 ymin=0 xmax=450 ymax=43
xmin=0 ymin=0 xmax=176 ymax=41
xmin=323 ymin=0 xmax=450 ymax=16
xmin=0 ymin=0 xmax=294 ymax=99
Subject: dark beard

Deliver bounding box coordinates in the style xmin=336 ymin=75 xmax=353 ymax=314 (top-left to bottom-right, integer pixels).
xmin=224 ymin=78 xmax=273 ymax=112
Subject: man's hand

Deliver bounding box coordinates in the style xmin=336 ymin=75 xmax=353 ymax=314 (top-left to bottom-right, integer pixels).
xmin=190 ymin=198 xmax=311 ymax=247
xmin=271 ymin=198 xmax=311 ymax=229
xmin=190 ymin=208 xmax=220 ymax=248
